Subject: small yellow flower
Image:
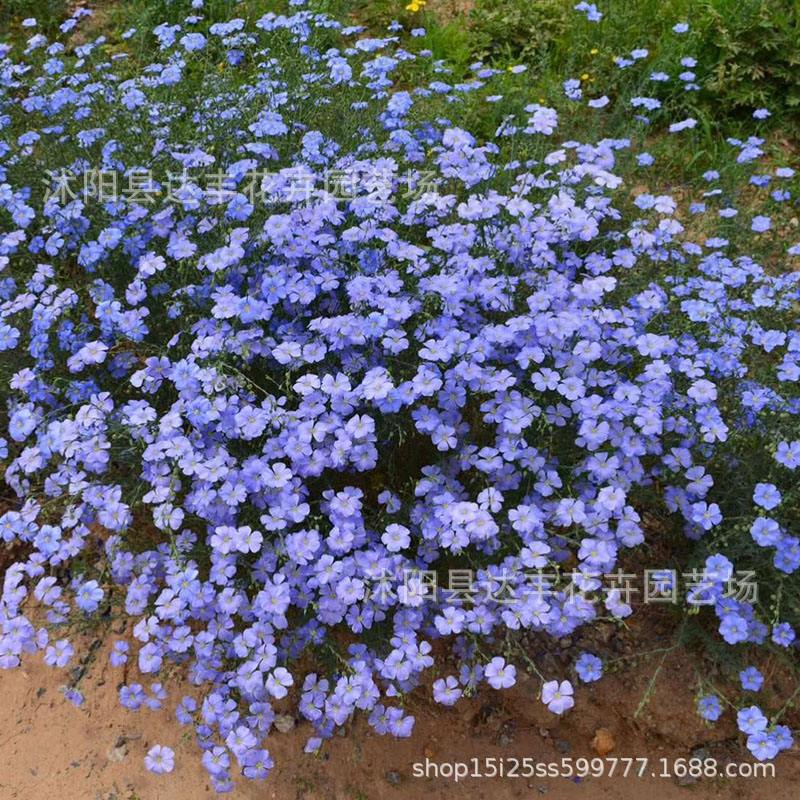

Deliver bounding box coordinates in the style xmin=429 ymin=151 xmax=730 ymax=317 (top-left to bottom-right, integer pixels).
xmin=590 ymin=48 xmax=599 ymax=55
xmin=581 ymin=73 xmax=590 ymax=81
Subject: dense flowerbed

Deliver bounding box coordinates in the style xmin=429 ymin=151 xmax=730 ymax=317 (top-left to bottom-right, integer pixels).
xmin=0 ymin=0 xmax=799 ymax=787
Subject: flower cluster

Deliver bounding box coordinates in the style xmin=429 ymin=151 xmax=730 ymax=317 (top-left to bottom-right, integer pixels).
xmin=0 ymin=0 xmax=798 ymax=786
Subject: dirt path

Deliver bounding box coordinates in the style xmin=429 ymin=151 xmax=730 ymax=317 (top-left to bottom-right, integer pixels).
xmin=1 ymin=632 xmax=798 ymax=800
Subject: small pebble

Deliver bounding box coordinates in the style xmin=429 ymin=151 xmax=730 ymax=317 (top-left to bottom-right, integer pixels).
xmin=274 ymin=714 xmax=295 ymax=733
xmin=385 ymin=770 xmax=402 ymax=786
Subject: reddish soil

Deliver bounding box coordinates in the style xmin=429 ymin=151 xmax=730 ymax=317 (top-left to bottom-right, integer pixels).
xmin=1 ymin=623 xmax=798 ymax=800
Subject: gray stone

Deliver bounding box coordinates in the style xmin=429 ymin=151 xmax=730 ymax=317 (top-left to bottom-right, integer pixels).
xmin=274 ymin=714 xmax=296 ymax=733
xmin=385 ymin=770 xmax=402 ymax=786
xmin=106 ymin=744 xmax=128 ymax=763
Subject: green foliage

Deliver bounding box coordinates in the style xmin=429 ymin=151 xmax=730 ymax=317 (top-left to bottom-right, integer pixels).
xmin=473 ymin=0 xmax=800 ymax=121
xmin=414 ymin=19 xmax=474 ymax=70
xmin=345 ymin=0 xmax=403 ymax=30
xmin=468 ymin=0 xmax=568 ymax=65
xmin=696 ymin=0 xmax=800 ymax=115
xmin=0 ymin=0 xmax=69 ymax=37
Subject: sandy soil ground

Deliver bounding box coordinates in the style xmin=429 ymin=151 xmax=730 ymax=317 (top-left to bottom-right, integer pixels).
xmin=1 ymin=620 xmax=798 ymax=800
